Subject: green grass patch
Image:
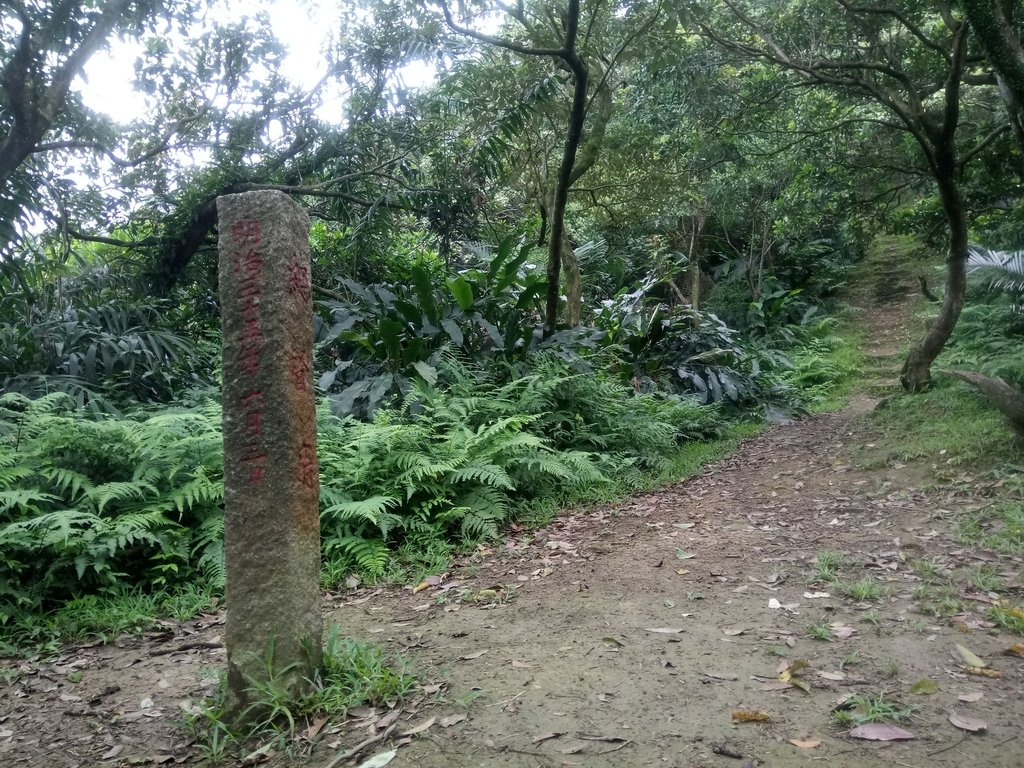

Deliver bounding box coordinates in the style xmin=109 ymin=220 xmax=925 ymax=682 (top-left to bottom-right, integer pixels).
xmin=954 ymin=499 xmax=1024 ymax=557
xmin=988 ymin=605 xmax=1024 ymax=634
xmin=830 ymin=691 xmax=914 ymax=727
xmin=186 ymin=626 xmax=416 ymax=763
xmin=782 ymin=318 xmax=864 ymax=413
xmin=0 ymin=584 xmax=218 ymax=656
xmin=858 ymin=384 xmax=1017 ymax=469
xmin=809 ymin=550 xmax=846 ymax=584
xmin=841 ymin=577 xmax=883 ymax=602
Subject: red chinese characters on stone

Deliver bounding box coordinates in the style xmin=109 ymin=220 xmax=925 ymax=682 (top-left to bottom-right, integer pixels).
xmin=297 ymin=440 xmax=318 ymax=490
xmin=233 ymin=233 xmax=264 ymax=375
xmin=240 ymin=390 xmax=267 ymax=485
xmin=231 ymin=219 xmax=261 ymax=247
xmin=286 ymin=251 xmax=311 ymax=303
xmin=288 ymin=349 xmax=313 ymax=392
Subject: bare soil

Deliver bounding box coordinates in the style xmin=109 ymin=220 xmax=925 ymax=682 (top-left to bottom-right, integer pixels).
xmin=3 ymin=284 xmax=1023 ymax=768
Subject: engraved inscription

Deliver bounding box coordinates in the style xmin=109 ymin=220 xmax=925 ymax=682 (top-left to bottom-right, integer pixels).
xmin=297 ymin=440 xmax=318 ymax=490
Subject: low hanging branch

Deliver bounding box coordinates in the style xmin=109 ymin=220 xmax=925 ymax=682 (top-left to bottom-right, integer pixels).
xmin=940 ymin=369 xmax=1024 ymax=441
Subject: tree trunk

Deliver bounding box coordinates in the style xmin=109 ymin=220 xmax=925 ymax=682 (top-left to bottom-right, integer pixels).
xmin=688 ymin=213 xmax=705 ymax=313
xmin=963 ymin=0 xmax=1024 ymax=106
xmin=900 ymin=168 xmax=969 ymax=391
xmin=561 ymin=229 xmax=582 ymax=326
xmin=543 ymin=3 xmax=588 ymax=334
xmin=0 ymin=0 xmax=135 ymax=185
xmin=940 ymin=369 xmax=1024 ymax=441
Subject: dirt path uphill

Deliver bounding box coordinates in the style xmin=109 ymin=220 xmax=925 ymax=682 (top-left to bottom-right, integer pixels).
xmin=325 ymin=271 xmax=1022 ymax=768
xmin=330 ymin=403 xmax=1021 ymax=768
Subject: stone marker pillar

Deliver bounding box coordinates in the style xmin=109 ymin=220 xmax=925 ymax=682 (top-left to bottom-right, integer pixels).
xmin=218 ymin=190 xmax=322 ymax=717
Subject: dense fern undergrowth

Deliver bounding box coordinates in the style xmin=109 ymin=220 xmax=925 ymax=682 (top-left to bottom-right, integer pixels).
xmin=0 ymin=325 xmax=857 ymax=652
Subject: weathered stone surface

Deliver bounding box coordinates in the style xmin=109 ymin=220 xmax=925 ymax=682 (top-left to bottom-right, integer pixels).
xmin=217 ymin=190 xmax=322 ymax=717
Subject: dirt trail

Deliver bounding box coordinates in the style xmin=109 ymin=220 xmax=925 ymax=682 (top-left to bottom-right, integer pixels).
xmin=3 ymin=266 xmax=1022 ymax=768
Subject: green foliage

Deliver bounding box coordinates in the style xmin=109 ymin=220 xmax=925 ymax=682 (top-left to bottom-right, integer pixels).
xmin=968 ymin=246 xmax=1024 ymax=311
xmin=0 ymin=393 xmax=225 ymax=622
xmin=315 ymin=236 xmax=549 ymax=418
xmin=0 ymin=252 xmax=218 ymax=410
xmin=593 ymin=278 xmax=802 ymax=419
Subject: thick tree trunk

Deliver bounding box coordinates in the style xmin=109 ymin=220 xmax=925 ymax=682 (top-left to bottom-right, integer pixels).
xmin=900 ymin=168 xmax=969 ymax=391
xmin=963 ymin=0 xmax=1024 ymax=105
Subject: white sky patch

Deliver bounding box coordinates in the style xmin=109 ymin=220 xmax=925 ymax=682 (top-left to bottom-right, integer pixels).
xmin=75 ymin=0 xmax=338 ymax=125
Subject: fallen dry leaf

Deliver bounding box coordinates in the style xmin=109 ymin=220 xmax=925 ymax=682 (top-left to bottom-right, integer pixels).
xmin=818 ymin=671 xmax=845 ymax=681
xmin=830 ymin=625 xmax=856 ymax=639
xmin=732 ymin=710 xmax=773 ymax=723
xmin=240 ymin=743 xmax=273 ymax=766
xmin=101 ymin=745 xmax=124 ymax=761
xmin=1004 ymin=643 xmax=1024 ymax=657
xmin=849 ymin=724 xmax=915 ymax=741
xmin=401 ymin=716 xmax=436 ymax=736
xmin=439 ymin=713 xmax=468 ymax=728
xmin=788 ymin=738 xmax=821 ymax=749
xmin=511 ymin=660 xmax=531 ymax=669
xmin=421 ymin=682 xmax=443 ymax=695
xmin=803 ymin=592 xmax=831 ymax=599
xmin=374 ymin=708 xmax=402 ymax=731
xmin=966 ymin=666 xmax=1002 ymax=678
xmin=303 ymin=716 xmax=329 ymax=740
xmin=355 ymin=749 xmax=397 ymax=768
xmin=948 ymin=712 xmax=987 ymax=733
xmin=675 ymin=568 xmax=690 ymax=576
xmin=645 ymin=627 xmax=684 ymax=634
xmin=722 ymin=627 xmax=749 ymax=636
xmin=458 ymin=649 xmax=489 ymax=661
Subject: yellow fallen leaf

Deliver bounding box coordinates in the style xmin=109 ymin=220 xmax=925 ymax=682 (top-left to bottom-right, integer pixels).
xmin=788 ymin=738 xmax=821 ymax=749
xmin=955 ymin=644 xmax=987 ymax=668
xmin=675 ymin=568 xmax=690 ymax=576
xmin=788 ymin=677 xmax=811 ymax=693
xmin=732 ymin=710 xmax=773 ymax=723
xmin=412 ymin=581 xmax=431 ymax=594
xmin=1005 ymin=643 xmax=1024 ymax=658
xmin=954 ymin=621 xmax=970 ymax=633
xmin=778 ymin=659 xmax=811 ymax=692
xmin=966 ymin=666 xmax=1001 ymax=678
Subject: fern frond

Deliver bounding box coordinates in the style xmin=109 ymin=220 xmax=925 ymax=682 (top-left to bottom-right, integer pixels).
xmin=325 ymin=536 xmax=390 ymax=579
xmin=447 ymin=463 xmax=514 ymax=489
xmin=0 ymin=489 xmax=60 ymax=514
xmin=40 ymin=467 xmax=93 ymax=500
xmin=86 ymin=481 xmax=158 ymax=513
xmin=0 ymin=465 xmax=35 ymax=491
